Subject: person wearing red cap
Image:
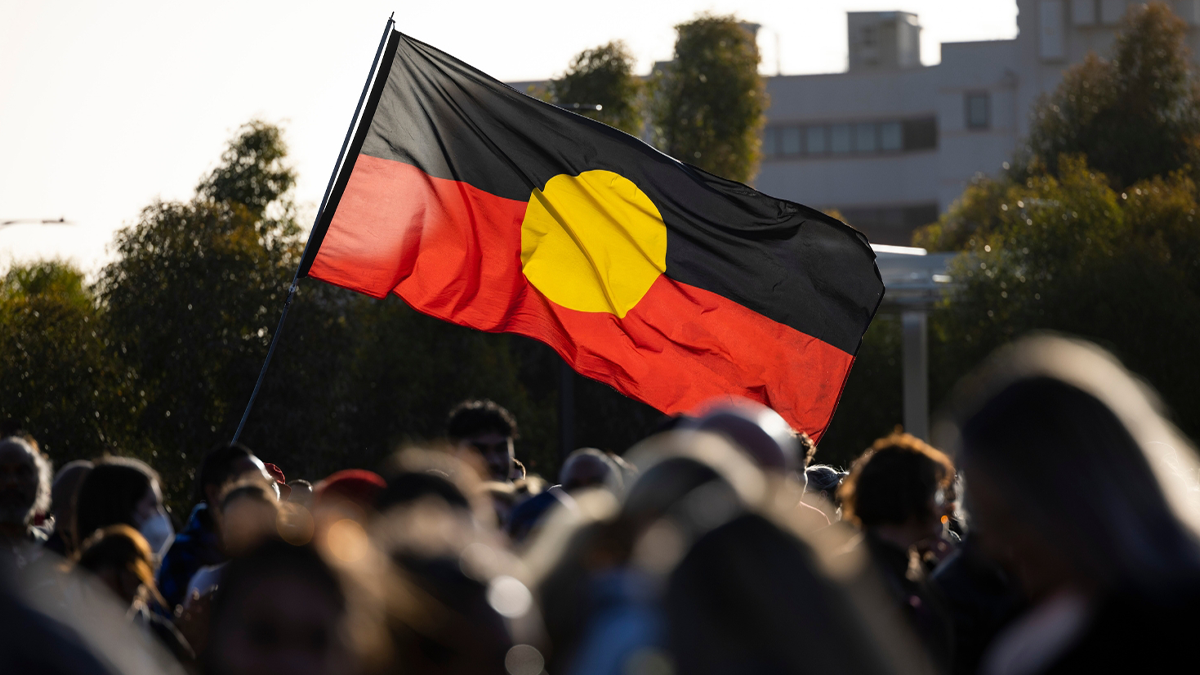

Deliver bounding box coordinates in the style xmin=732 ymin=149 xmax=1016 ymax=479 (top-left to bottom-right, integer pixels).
xmin=313 ymin=470 xmax=386 ymax=512
xmin=262 ymin=463 xmax=291 ymax=501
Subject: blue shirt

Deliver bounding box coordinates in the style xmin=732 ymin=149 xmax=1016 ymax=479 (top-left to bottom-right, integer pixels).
xmin=155 ymin=503 xmax=223 ymax=613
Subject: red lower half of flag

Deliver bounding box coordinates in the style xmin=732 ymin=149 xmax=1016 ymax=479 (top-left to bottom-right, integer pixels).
xmin=308 ymin=156 xmax=854 ymax=440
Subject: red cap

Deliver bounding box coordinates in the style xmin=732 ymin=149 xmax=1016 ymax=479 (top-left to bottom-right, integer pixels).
xmin=263 ymin=463 xmax=292 ymax=500
xmin=315 ymin=469 xmax=386 ymax=510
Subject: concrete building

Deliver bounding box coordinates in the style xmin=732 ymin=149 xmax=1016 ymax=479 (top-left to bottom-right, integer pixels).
xmin=758 ymin=0 xmax=1200 ymax=244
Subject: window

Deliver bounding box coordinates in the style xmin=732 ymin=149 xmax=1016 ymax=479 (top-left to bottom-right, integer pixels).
xmin=880 ymin=122 xmax=903 ymax=151
xmin=1071 ymin=0 xmax=1097 ymax=25
xmin=762 ymin=116 xmax=935 ymax=158
xmin=966 ymin=92 xmax=990 ymax=130
xmin=903 ymin=117 xmax=938 ymax=150
xmin=806 ymin=126 xmax=827 ymax=154
xmin=1040 ymin=0 xmax=1065 ymax=60
xmin=854 ymin=123 xmax=877 ymax=153
xmin=780 ymin=127 xmax=802 ymax=155
xmin=830 ymin=124 xmax=852 ymax=154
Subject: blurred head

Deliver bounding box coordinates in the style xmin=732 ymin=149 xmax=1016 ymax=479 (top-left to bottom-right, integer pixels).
xmin=217 ymin=480 xmax=280 ymax=558
xmin=206 ymin=539 xmax=349 ymax=675
xmin=75 ymin=457 xmax=169 ymax=556
xmin=950 ymin=336 xmax=1200 ymax=601
xmin=263 ymin=463 xmax=290 ymax=500
xmin=196 ymin=442 xmax=270 ymax=507
xmin=447 ymin=399 xmax=518 ymax=482
xmin=50 ymin=460 xmax=92 ymax=523
xmin=687 ymin=399 xmax=800 ymax=472
xmin=559 ymin=448 xmax=622 ymax=494
xmin=0 ymin=436 xmax=50 ymax=532
xmin=287 ymin=479 xmax=314 ymax=507
xmin=803 ymin=464 xmax=846 ymax=506
xmin=314 ymin=470 xmax=385 ymax=514
xmin=840 ymin=433 xmax=954 ymax=548
xmin=77 ymin=524 xmax=164 ymax=608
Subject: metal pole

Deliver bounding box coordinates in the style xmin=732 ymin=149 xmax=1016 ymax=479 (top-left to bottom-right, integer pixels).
xmin=558 ymin=358 xmax=576 ymax=460
xmin=901 ymin=310 xmax=929 ymax=440
xmin=231 ymin=15 xmax=395 ymax=444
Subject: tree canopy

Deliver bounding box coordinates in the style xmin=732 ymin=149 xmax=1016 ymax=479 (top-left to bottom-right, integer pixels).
xmin=651 ymin=14 xmax=767 ymax=183
xmin=1021 ymin=2 xmax=1200 ymax=188
xmin=548 ymin=42 xmax=643 ymax=136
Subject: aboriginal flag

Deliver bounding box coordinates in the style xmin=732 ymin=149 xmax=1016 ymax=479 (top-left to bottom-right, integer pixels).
xmin=300 ymin=31 xmax=884 ymax=441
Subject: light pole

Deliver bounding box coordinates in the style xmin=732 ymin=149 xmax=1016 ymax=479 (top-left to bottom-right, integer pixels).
xmin=0 ymin=217 xmax=72 ymax=228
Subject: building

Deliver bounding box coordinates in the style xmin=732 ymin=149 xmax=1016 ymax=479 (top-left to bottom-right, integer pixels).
xmin=759 ymin=0 xmax=1200 ymax=244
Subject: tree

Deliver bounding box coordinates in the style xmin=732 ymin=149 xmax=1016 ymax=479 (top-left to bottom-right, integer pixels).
xmin=548 ymin=42 xmax=643 ymax=136
xmin=1021 ymin=2 xmax=1200 ymax=188
xmin=0 ymin=261 xmax=143 ymax=461
xmin=96 ymin=121 xmax=356 ymax=508
xmin=926 ymin=155 xmax=1200 ymax=442
xmin=651 ymin=13 xmax=768 ymax=183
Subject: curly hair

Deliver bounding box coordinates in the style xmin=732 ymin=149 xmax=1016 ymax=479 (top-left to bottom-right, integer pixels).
xmin=839 ymin=432 xmax=954 ymax=528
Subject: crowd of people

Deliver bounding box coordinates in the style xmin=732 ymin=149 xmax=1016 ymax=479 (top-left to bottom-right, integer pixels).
xmin=2 ymin=334 xmax=1199 ymax=674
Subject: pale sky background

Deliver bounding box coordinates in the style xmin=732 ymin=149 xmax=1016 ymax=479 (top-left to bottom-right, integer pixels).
xmin=0 ymin=0 xmax=1019 ymax=273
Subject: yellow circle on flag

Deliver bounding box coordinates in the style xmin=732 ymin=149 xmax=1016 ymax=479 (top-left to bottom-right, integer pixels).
xmin=520 ymin=170 xmax=668 ymax=317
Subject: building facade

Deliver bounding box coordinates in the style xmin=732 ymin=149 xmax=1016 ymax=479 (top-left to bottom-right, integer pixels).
xmin=758 ymin=0 xmax=1200 ymax=244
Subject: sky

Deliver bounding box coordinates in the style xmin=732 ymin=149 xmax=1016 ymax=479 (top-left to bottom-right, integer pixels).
xmin=0 ymin=0 xmax=1019 ymax=272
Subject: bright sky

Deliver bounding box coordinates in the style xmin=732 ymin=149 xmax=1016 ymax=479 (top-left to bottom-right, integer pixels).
xmin=0 ymin=0 xmax=1018 ymax=272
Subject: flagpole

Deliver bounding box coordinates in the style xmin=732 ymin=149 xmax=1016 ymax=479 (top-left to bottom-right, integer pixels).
xmin=231 ymin=14 xmax=395 ymax=444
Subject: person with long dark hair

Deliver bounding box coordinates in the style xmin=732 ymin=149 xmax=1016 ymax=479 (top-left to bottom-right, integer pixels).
xmin=74 ymin=457 xmax=173 ymax=566
xmin=946 ymin=335 xmax=1200 ymax=674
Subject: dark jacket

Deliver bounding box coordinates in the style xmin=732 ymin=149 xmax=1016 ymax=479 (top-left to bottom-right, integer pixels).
xmin=155 ymin=503 xmax=222 ymax=613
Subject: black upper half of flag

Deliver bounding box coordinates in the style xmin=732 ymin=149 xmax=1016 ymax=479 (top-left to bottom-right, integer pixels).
xmin=304 ymin=30 xmax=884 ymax=356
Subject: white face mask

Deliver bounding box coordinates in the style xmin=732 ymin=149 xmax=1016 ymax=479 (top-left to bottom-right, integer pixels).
xmin=139 ymin=511 xmax=174 ymax=561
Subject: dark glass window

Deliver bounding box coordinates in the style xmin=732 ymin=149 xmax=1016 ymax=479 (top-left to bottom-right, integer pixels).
xmin=763 ymin=127 xmax=777 ymax=157
xmin=780 ymin=127 xmax=802 ymax=155
xmin=903 ymin=117 xmax=938 ymax=150
xmin=880 ymin=122 xmax=903 ymax=151
xmin=854 ymin=123 xmax=877 ymax=153
xmin=830 ymin=124 xmax=852 ymax=154
xmin=806 ymin=126 xmax=827 ymax=154
xmin=966 ymin=92 xmax=990 ymax=130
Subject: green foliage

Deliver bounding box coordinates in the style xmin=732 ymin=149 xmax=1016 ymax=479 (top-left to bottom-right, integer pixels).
xmin=651 ymin=13 xmax=767 ymax=183
xmin=0 ymin=261 xmax=143 ymax=461
xmin=549 ymin=42 xmax=643 ymax=136
xmin=196 ymin=121 xmax=297 ymax=216
xmin=926 ymin=155 xmax=1200 ymax=441
xmin=94 ymin=121 xmax=350 ymax=510
xmin=817 ymin=316 xmax=904 ymax=468
xmin=339 ymin=297 xmax=557 ymax=475
xmin=1021 ymin=2 xmax=1200 ymax=188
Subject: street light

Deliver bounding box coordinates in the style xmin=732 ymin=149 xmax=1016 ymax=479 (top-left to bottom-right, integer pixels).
xmin=0 ymin=217 xmax=73 ymax=228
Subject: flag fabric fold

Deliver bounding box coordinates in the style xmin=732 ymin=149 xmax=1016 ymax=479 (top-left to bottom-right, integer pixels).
xmin=300 ymin=30 xmax=884 ymax=441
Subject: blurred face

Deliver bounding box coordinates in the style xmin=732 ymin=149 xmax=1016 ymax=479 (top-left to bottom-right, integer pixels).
xmin=207 ymin=454 xmax=274 ymax=505
xmin=207 ymin=573 xmax=348 ymax=675
xmin=460 ymin=432 xmax=514 ymax=482
xmin=962 ymin=461 xmax=1077 ymax=601
xmin=134 ymin=480 xmax=163 ymax=525
xmin=0 ymin=442 xmax=38 ymax=527
xmin=221 ymin=496 xmax=279 ymax=557
xmin=561 ymin=455 xmax=611 ymax=493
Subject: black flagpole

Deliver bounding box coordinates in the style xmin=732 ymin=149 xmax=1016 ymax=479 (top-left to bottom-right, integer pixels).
xmin=231 ymin=14 xmax=395 ymax=444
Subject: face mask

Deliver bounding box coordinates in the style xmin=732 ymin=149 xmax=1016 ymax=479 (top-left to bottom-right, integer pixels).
xmin=139 ymin=511 xmax=174 ymax=561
